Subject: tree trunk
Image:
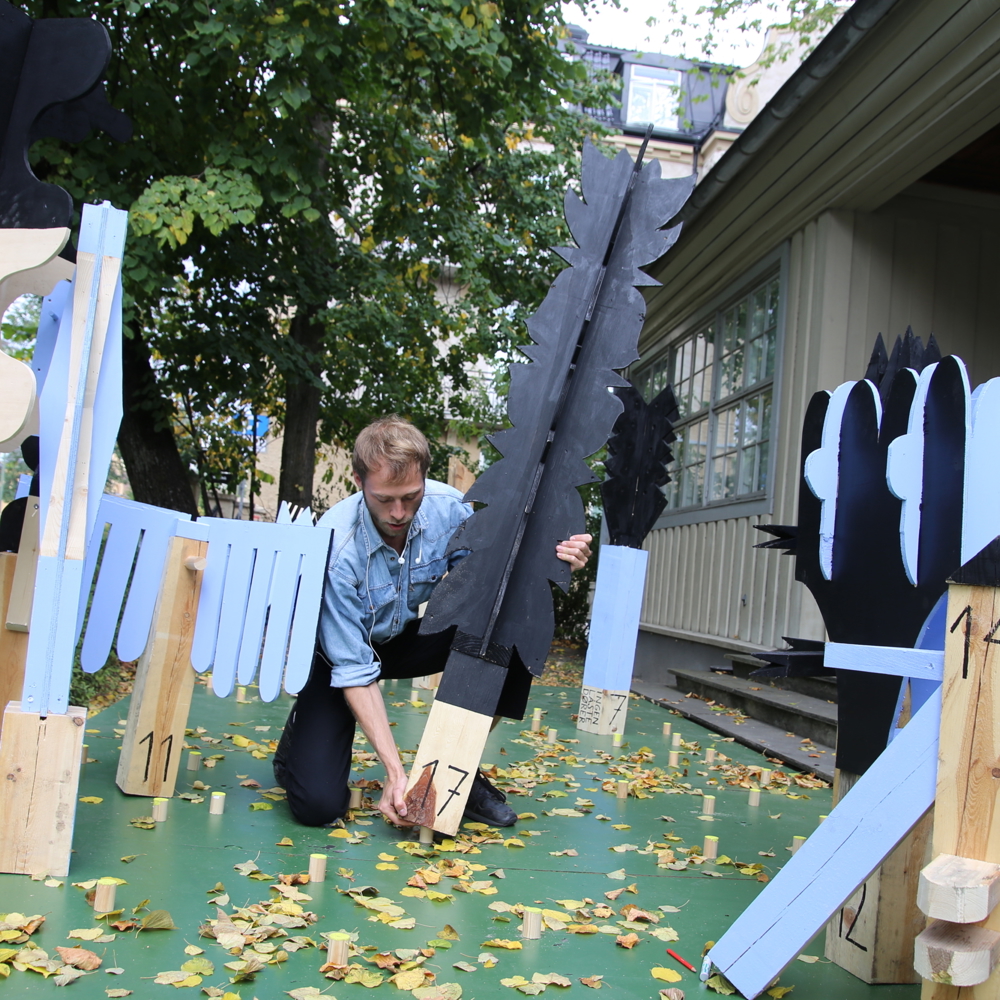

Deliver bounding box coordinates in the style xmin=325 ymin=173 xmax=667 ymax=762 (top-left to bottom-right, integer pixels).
xmin=117 ymin=331 xmax=199 ymax=516
xmin=279 ymin=306 xmax=325 ymax=509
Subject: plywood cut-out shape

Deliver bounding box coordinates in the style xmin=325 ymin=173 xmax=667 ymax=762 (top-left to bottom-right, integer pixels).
xmin=77 ymin=494 xmax=195 ymax=672
xmin=190 ymin=517 xmax=332 ymax=701
xmin=962 ymin=377 xmax=1000 ymax=566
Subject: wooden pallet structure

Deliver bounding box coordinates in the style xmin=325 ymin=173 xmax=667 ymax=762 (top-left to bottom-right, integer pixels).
xmin=704 ymin=345 xmax=1000 ymax=996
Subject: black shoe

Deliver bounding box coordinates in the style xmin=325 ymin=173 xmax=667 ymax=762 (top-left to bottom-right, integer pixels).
xmin=463 ymin=771 xmax=517 ymax=827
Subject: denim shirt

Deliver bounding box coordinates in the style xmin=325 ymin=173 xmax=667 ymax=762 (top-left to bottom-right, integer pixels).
xmin=314 ymin=479 xmax=472 ymax=687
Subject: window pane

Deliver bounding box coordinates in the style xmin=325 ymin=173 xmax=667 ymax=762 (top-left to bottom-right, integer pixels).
xmin=626 ymin=65 xmax=681 ymax=131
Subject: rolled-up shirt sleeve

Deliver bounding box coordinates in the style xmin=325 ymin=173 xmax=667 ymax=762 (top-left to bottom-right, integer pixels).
xmin=317 ymin=564 xmax=381 ymax=688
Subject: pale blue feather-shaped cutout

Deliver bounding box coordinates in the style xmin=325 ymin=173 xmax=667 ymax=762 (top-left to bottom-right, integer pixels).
xmin=191 ymin=518 xmax=332 ymax=701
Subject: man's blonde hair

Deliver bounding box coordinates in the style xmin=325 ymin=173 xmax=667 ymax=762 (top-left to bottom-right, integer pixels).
xmin=353 ymin=415 xmax=431 ymax=483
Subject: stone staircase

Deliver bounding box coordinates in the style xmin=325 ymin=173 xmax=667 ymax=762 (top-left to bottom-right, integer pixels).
xmin=631 ymin=652 xmax=838 ymax=781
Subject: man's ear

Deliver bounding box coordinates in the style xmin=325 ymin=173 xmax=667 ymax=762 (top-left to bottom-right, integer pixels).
xmin=353 ymin=471 xmax=363 ymax=490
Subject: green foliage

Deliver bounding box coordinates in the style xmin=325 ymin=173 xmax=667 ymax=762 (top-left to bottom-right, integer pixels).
xmin=19 ymin=0 xmax=619 ymax=503
xmin=1 ymin=294 xmax=41 ymax=363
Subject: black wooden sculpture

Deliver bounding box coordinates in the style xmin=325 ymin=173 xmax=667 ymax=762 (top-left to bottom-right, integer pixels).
xmin=0 ymin=0 xmax=131 ymax=230
xmin=601 ymin=381 xmax=679 ymax=549
xmin=406 ymin=139 xmax=695 ymax=831
xmin=755 ymin=328 xmax=962 ymax=775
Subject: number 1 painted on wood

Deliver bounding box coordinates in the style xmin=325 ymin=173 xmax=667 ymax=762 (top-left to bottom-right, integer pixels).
xmin=950 ymin=605 xmax=973 ymax=679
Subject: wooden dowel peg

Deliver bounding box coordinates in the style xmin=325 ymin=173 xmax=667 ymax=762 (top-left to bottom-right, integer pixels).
xmin=308 ymin=853 xmax=327 ymax=883
xmin=151 ymin=797 xmax=168 ymax=822
xmin=205 ymin=673 xmax=213 ymax=693
xmin=616 ymin=780 xmax=629 ymax=799
xmin=93 ymin=878 xmax=117 ymax=912
xmin=705 ymin=748 xmax=716 ymax=764
xmin=662 ymin=722 xmax=671 ymax=737
xmin=671 ymin=732 xmax=682 ymax=749
xmin=80 ymin=743 xmax=88 ymax=776
xmin=547 ymin=728 xmax=557 ymax=743
xmin=236 ymin=686 xmax=248 ymax=704
xmin=410 ymin=687 xmax=421 ymax=705
xmin=326 ymin=931 xmax=350 ymax=967
xmin=818 ymin=814 xmax=827 ymax=824
xmin=790 ymin=835 xmax=806 ymax=854
xmin=748 ymin=787 xmax=761 ymax=807
xmin=522 ymin=906 xmax=542 ymax=940
xmin=703 ymin=835 xmax=719 ymax=860
xmin=419 ymin=826 xmax=434 ymax=844
xmin=186 ymin=750 xmax=202 ymax=771
xmin=668 ymin=750 xmax=680 ymax=768
xmin=531 ymin=707 xmax=542 ymax=732
xmin=612 ymin=732 xmax=622 ymax=747
xmin=184 ymin=554 xmax=207 ymax=572
xmin=348 ymin=787 xmax=363 ymax=810
xmin=759 ymin=767 xmax=771 ymax=787
xmin=702 ymin=794 xmax=716 ymax=816
xmin=209 ymin=791 xmax=225 ymax=815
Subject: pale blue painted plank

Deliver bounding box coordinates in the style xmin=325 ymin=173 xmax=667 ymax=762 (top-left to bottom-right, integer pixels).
xmin=259 ymin=547 xmax=301 ymax=702
xmin=236 ymin=545 xmax=275 ymax=686
xmin=582 ymin=545 xmax=648 ymax=691
xmin=283 ymin=527 xmax=331 ymax=695
xmin=706 ymin=691 xmax=940 ymax=999
xmin=32 ymin=280 xmax=71 ymax=395
xmin=190 ymin=533 xmax=229 ymax=675
xmin=212 ymin=539 xmax=256 ymax=698
xmin=79 ymin=514 xmax=141 ymax=672
xmin=824 ymin=642 xmax=943 ymax=680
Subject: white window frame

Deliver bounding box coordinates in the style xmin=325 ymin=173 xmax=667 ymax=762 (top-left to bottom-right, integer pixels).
xmin=623 ymin=64 xmax=682 ymax=133
xmin=632 ymin=246 xmax=788 ymax=529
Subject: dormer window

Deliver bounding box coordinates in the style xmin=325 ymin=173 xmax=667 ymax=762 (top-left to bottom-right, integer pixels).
xmin=624 ymin=64 xmax=682 ymax=133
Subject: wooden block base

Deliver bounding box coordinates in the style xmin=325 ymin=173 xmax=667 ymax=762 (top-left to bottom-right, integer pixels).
xmin=0 ymin=702 xmax=86 ymax=876
xmin=915 ymin=920 xmax=1000 ymax=987
xmin=576 ymin=684 xmax=629 ymax=735
xmin=403 ymin=699 xmax=493 ymax=835
xmin=824 ymin=802 xmax=932 ymax=984
xmin=919 ymin=854 xmax=1000 ymax=925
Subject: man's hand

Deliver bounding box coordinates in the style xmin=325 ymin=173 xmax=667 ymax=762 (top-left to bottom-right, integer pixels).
xmin=379 ymin=771 xmax=412 ymax=826
xmin=556 ymin=533 xmax=593 ymax=572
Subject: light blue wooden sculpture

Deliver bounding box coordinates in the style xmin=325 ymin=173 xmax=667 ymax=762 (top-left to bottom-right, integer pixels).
xmin=76 ymin=496 xmax=333 ymax=704
xmin=190 ymin=516 xmax=332 ymax=701
xmin=21 ymin=201 xmax=127 ymax=718
xmin=76 ymin=494 xmax=194 ymax=673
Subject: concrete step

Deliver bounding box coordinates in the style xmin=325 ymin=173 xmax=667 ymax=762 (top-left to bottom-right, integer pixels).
xmin=630 ymin=675 xmax=835 ymax=783
xmin=667 ymin=666 xmax=838 ymax=749
xmin=724 ymin=653 xmax=839 ymax=703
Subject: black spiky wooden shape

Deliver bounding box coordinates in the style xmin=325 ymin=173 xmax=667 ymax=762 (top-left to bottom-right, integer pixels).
xmin=0 ymin=0 xmax=131 ymax=229
xmin=600 ymin=381 xmax=679 ymax=549
xmin=754 ymin=330 xmax=964 ymax=775
xmin=421 ymin=141 xmax=694 ymax=676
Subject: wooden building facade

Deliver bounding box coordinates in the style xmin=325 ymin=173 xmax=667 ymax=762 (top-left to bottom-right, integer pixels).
xmin=631 ymin=0 xmax=1000 ymax=678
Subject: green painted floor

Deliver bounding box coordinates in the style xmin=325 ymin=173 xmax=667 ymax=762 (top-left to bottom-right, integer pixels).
xmin=0 ymin=680 xmax=922 ymax=999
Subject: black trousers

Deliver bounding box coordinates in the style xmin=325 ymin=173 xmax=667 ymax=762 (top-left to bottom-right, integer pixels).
xmin=273 ymin=620 xmax=530 ymax=826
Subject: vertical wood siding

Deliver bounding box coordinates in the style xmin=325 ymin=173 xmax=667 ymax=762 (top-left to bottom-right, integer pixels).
xmin=641 ymin=184 xmax=1000 ymax=652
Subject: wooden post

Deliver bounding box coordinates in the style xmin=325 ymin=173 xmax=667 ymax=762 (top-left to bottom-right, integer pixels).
xmin=326 ymin=932 xmax=350 ymax=967
xmin=824 ymin=780 xmax=932 ymax=983
xmin=209 ymin=791 xmax=225 ymax=814
xmin=916 ymin=574 xmax=1000 ymax=997
xmin=116 ymin=529 xmax=207 ymax=798
xmin=308 ymin=854 xmax=327 ymax=883
xmin=0 ymin=552 xmax=29 ymax=737
xmin=522 ymin=907 xmax=542 ymax=940
xmin=0 ymin=702 xmax=85 ymax=875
